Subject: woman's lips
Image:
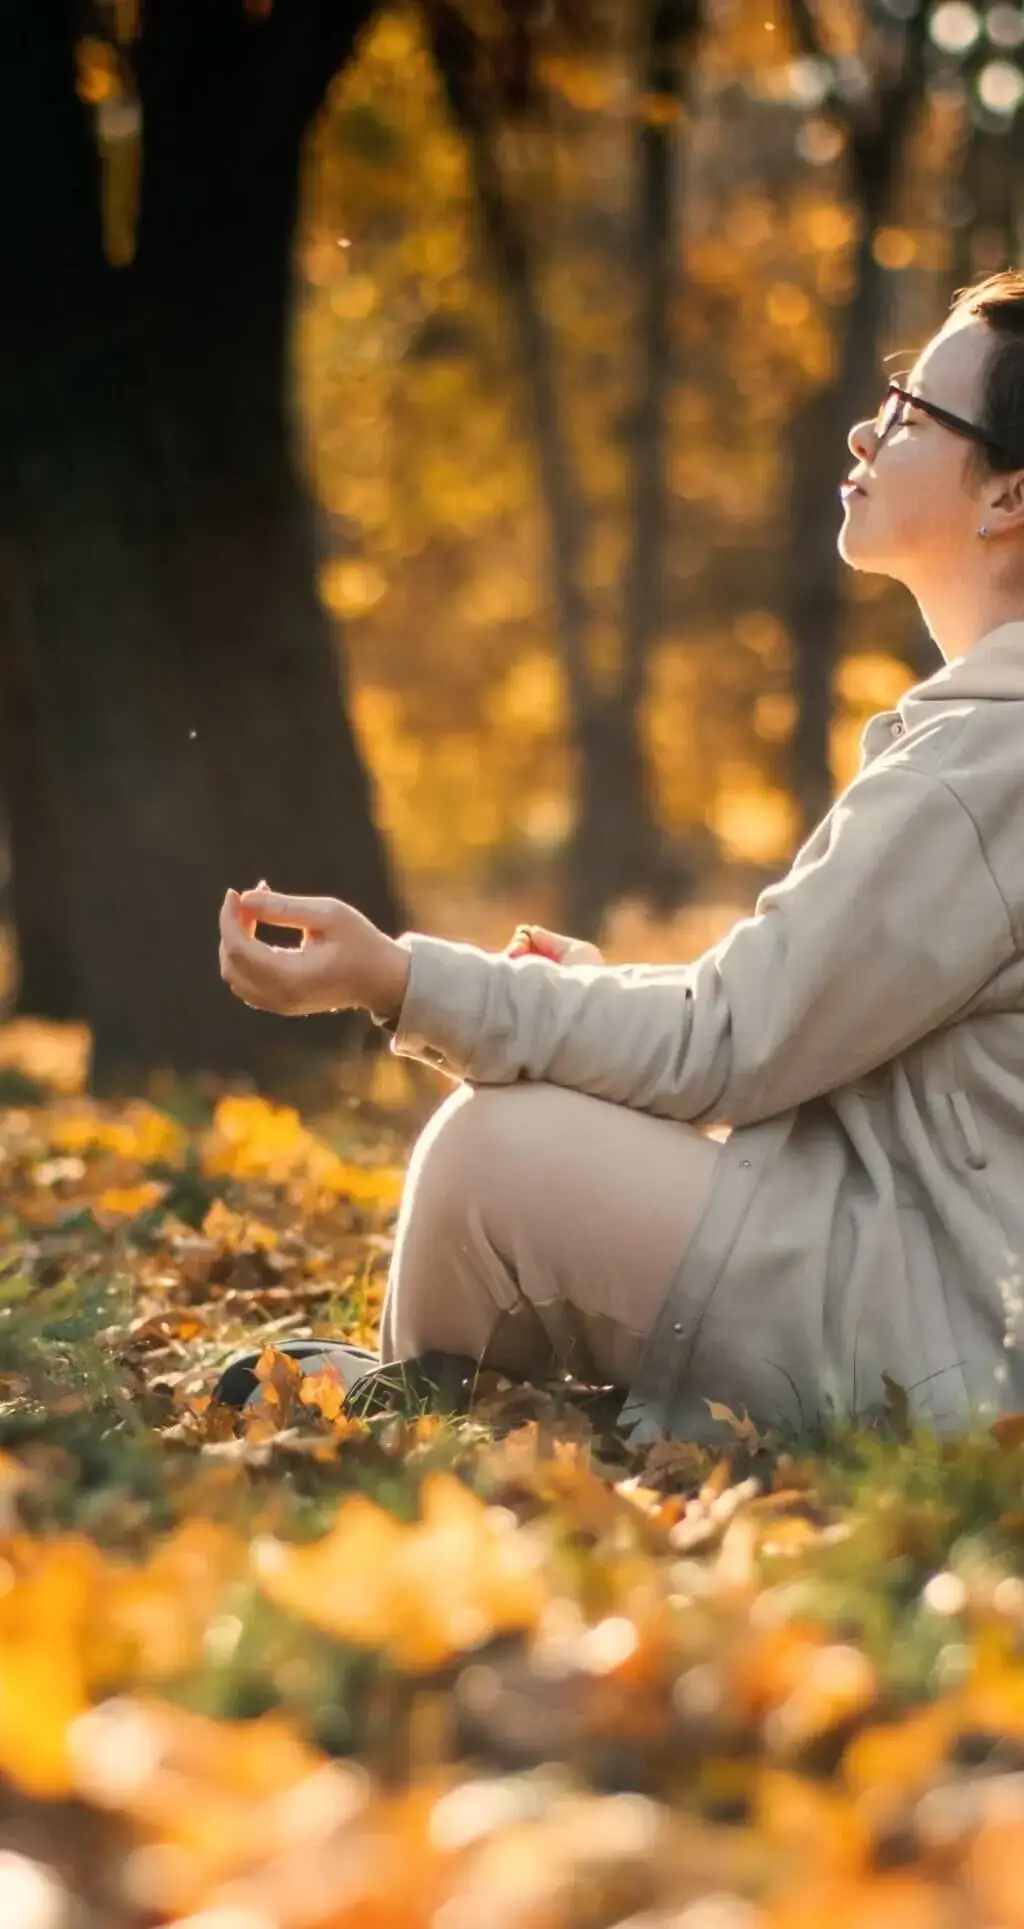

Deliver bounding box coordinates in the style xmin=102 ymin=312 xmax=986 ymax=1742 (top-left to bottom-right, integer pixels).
xmin=839 ymin=482 xmax=866 ymax=502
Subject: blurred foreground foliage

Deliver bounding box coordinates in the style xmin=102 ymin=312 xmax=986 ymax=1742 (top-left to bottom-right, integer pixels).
xmin=3 ymin=1027 xmax=1024 ymax=1923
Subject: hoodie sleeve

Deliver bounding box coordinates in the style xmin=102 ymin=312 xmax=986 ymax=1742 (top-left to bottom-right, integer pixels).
xmin=387 ymin=765 xmax=1016 ymax=1128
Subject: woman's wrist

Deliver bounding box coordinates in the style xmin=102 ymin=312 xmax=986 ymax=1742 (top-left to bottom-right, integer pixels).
xmin=370 ymin=936 xmax=412 ymax=1027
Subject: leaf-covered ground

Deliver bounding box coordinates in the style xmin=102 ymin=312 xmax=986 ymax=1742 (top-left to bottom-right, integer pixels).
xmin=3 ymin=1026 xmax=1024 ymax=1926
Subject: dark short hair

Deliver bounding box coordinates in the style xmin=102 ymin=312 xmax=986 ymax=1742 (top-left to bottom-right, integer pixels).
xmin=950 ymin=269 xmax=1024 ymax=473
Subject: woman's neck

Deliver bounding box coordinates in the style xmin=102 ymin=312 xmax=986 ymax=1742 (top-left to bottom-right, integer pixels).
xmin=914 ymin=569 xmax=1024 ymax=662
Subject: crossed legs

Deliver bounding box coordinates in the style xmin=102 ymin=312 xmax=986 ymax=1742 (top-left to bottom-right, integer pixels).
xmin=380 ymin=1080 xmax=722 ymax=1388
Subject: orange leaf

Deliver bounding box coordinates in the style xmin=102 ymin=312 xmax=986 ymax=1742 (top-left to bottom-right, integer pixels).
xmin=842 ymin=1702 xmax=957 ymax=1799
xmin=327 ymin=1161 xmax=405 ymax=1210
xmin=254 ymin=1473 xmax=547 ymax=1671
xmin=758 ymin=1767 xmax=868 ymax=1875
xmin=201 ymin=1198 xmax=279 ymax=1252
xmin=248 ymin=1346 xmax=304 ymax=1431
xmin=732 ymin=1620 xmax=831 ymax=1716
xmin=93 ymin=1180 xmax=168 ymax=1223
xmin=704 ymin=1398 xmax=765 ymax=1448
xmin=966 ymin=1818 xmax=1024 ymax=1927
xmin=0 ymin=1539 xmax=100 ymax=1798
xmin=298 ymin=1368 xmax=346 ymax=1424
xmin=764 ymin=1872 xmax=951 ymax=1929
xmin=130 ymin=1311 xmax=204 ymax=1348
xmin=993 ymin=1411 xmax=1024 ymax=1451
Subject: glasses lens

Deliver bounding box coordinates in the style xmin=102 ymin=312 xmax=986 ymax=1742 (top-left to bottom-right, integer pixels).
xmin=876 ymin=389 xmax=900 ymax=441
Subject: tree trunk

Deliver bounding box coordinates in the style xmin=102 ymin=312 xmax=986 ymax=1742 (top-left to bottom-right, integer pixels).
xmin=781 ymin=7 xmax=928 ymax=839
xmin=428 ymin=0 xmax=698 ymax=940
xmin=0 ymin=539 xmax=80 ymax=1019
xmin=0 ymin=0 xmax=400 ymax=1086
xmin=562 ymin=698 xmax=661 ymax=936
xmin=569 ymin=0 xmax=700 ymax=933
xmin=426 ymin=5 xmax=593 ymax=713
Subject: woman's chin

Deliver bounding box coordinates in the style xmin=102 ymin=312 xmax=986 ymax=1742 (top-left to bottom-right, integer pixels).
xmin=837 ymin=517 xmax=879 ymax=571
xmin=838 ymin=531 xmax=899 ymax=586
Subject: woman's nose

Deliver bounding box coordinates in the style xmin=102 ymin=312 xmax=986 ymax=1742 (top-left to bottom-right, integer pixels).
xmin=848 ymin=416 xmax=875 ymax=463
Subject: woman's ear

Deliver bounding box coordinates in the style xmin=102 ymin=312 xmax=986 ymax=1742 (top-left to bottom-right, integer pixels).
xmin=987 ymin=467 xmax=1024 ymax=537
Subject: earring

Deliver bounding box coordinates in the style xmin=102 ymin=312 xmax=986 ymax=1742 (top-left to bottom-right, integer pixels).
xmin=978 ymin=524 xmax=989 ymax=539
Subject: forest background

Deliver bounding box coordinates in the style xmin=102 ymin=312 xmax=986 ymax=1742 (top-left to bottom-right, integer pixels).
xmin=2 ymin=0 xmax=1024 ymax=1088
xmin=4 ymin=11 xmax=1024 ymax=1924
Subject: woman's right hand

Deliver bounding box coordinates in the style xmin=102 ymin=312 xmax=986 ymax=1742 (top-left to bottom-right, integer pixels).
xmin=219 ymin=886 xmax=410 ymax=1021
xmin=504 ymin=924 xmax=604 ymax=967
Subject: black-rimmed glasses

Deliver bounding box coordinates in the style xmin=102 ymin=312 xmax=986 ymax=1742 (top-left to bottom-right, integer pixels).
xmin=875 ymin=380 xmax=1008 ymax=459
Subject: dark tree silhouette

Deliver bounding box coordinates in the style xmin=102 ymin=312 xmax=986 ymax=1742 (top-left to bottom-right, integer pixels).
xmin=0 ymin=0 xmax=401 ymax=1086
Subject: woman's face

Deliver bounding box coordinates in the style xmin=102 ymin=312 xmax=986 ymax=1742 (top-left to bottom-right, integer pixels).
xmin=838 ymin=313 xmax=993 ymax=587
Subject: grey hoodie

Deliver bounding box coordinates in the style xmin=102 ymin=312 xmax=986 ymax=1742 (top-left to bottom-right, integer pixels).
xmin=386 ymin=621 xmax=1024 ymax=1440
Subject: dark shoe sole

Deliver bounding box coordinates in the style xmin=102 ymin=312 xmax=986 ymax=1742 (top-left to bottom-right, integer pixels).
xmin=211 ymin=1340 xmax=481 ymax=1420
xmin=211 ymin=1340 xmax=378 ymax=1410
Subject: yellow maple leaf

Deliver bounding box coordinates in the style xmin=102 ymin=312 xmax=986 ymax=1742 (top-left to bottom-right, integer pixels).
xmin=0 ymin=1539 xmax=101 ymax=1798
xmin=254 ymin=1473 xmax=547 ymax=1671
xmin=321 ymin=1159 xmax=405 ymax=1210
xmin=202 ymin=1095 xmax=306 ymax=1181
xmin=49 ymin=1102 xmax=187 ymax=1170
xmin=298 ymin=1369 xmax=347 ymax=1424
xmin=104 ymin=1104 xmax=189 ymax=1169
xmin=201 ymin=1198 xmax=279 ymax=1251
xmin=93 ymin=1180 xmax=168 ymax=1222
xmin=96 ymin=1522 xmax=246 ymax=1683
xmin=254 ymin=1491 xmax=406 ymax=1650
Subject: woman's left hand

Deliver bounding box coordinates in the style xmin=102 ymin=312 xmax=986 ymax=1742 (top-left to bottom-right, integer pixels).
xmin=505 ymin=924 xmax=604 ymax=966
xmin=219 ymin=887 xmax=410 ymax=1021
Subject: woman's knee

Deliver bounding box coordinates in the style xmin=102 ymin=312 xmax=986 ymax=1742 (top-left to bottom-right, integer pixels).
xmin=389 ymin=1083 xmax=563 ymax=1314
xmin=400 ymin=1081 xmax=542 ymax=1224
xmin=382 ymin=1084 xmax=536 ymax=1362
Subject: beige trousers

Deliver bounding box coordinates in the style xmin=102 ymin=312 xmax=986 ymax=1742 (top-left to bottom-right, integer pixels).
xmin=379 ymin=1081 xmax=722 ymax=1388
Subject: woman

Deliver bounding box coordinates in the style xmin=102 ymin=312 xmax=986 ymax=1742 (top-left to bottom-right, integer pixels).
xmin=219 ymin=270 xmax=1024 ymax=1441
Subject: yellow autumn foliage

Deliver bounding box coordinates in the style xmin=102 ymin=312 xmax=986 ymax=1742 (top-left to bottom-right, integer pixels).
xmin=254 ymin=1473 xmax=549 ymax=1672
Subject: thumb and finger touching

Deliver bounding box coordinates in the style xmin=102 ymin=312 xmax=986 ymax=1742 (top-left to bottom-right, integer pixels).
xmin=238 ymin=887 xmax=333 ymax=938
xmin=222 ymin=884 xmax=379 ymax=1017
xmin=220 ymin=885 xmax=308 ymax=1009
xmin=505 ymin=925 xmax=604 ymax=967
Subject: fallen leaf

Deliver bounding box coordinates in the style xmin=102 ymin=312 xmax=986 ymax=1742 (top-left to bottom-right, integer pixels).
xmin=881 ymin=1372 xmax=911 ymax=1436
xmin=249 ymin=1346 xmax=305 ymax=1431
xmin=93 ymin=1181 xmax=168 ymax=1224
xmin=992 ymin=1411 xmax=1024 ymax=1452
xmin=704 ymin=1400 xmax=767 ymax=1451
xmin=298 ymin=1367 xmax=346 ymax=1423
xmin=254 ymin=1472 xmax=548 ymax=1671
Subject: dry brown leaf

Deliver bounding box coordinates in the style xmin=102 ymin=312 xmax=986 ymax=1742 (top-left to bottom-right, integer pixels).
xmin=638 ymin=1434 xmax=709 ymax=1492
xmin=992 ymin=1411 xmax=1024 ymax=1451
xmin=704 ymin=1399 xmax=767 ymax=1451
